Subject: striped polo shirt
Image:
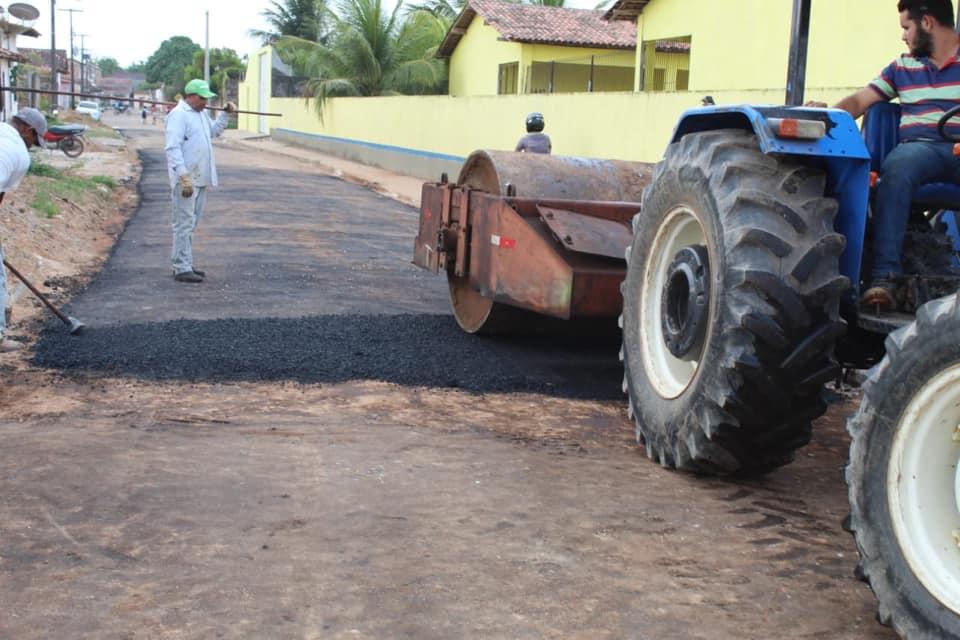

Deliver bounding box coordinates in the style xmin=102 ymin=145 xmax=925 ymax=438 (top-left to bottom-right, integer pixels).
xmin=870 ymin=49 xmax=960 ymax=141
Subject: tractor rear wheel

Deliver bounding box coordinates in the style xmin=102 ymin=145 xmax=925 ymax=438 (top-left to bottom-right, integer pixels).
xmin=846 ymin=293 xmax=960 ymax=639
xmin=621 ymin=129 xmax=848 ymax=474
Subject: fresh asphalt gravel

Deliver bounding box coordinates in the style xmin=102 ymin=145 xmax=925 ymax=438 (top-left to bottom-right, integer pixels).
xmin=33 ymin=315 xmax=623 ymax=398
xmin=32 ymin=131 xmax=625 ymax=399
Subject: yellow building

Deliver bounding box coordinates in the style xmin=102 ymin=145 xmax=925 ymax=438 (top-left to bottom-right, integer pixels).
xmin=608 ymin=0 xmax=903 ymax=95
xmin=440 ymin=0 xmax=637 ymax=97
xmin=239 ymin=0 xmax=914 ymax=176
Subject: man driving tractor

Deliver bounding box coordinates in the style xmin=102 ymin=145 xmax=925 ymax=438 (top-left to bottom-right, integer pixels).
xmin=809 ymin=0 xmax=960 ymax=309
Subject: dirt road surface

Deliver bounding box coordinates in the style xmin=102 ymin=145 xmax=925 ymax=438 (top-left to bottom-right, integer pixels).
xmin=0 ymin=126 xmax=895 ymax=639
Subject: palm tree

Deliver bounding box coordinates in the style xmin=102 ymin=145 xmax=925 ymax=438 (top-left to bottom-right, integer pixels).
xmin=274 ymin=0 xmax=448 ymax=119
xmin=249 ymin=0 xmax=331 ymax=44
xmin=404 ymin=0 xmax=463 ymax=21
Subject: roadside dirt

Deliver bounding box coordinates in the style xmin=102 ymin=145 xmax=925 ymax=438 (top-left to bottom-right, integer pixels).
xmin=0 ymin=121 xmax=896 ymax=640
xmin=0 ymin=119 xmax=139 ymax=337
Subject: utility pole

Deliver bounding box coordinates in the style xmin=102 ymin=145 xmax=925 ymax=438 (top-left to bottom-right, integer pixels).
xmin=204 ymin=11 xmax=210 ymax=84
xmin=49 ymin=0 xmax=56 ymax=106
xmin=57 ymin=6 xmax=82 ymax=108
xmin=78 ymin=34 xmax=88 ymax=94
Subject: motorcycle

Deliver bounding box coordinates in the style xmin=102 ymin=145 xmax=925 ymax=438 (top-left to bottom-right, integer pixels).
xmin=42 ymin=124 xmax=86 ymax=158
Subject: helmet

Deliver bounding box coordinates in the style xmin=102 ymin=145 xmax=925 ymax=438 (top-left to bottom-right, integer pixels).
xmin=525 ymin=112 xmax=545 ymax=133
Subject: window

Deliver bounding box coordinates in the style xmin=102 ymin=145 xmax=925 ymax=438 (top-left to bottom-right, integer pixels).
xmin=498 ymin=62 xmax=518 ymax=95
xmin=641 ymin=36 xmax=692 ymax=92
xmin=653 ymin=68 xmax=666 ymax=91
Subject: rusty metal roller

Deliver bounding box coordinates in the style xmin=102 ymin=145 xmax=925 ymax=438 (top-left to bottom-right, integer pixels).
xmin=457 ymin=150 xmax=651 ymax=202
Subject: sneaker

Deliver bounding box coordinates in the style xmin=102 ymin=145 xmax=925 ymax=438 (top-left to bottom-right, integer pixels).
xmin=0 ymin=337 xmax=23 ymax=352
xmin=191 ymin=269 xmax=205 ymax=278
xmin=861 ymin=278 xmax=896 ymax=311
xmin=174 ymin=271 xmax=204 ymax=283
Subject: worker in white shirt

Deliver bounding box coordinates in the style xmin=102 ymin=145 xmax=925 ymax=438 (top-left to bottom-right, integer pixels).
xmin=164 ymin=79 xmax=236 ymax=283
xmin=0 ymin=108 xmax=46 ymax=352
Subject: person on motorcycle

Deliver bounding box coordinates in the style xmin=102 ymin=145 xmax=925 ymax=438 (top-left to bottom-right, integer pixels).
xmin=808 ymin=0 xmax=960 ymax=310
xmin=0 ymin=108 xmax=46 ymax=352
xmin=515 ymin=112 xmax=552 ymax=154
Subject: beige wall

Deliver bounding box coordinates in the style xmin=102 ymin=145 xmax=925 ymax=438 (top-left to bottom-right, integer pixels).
xmin=237 ymin=85 xmax=856 ymax=179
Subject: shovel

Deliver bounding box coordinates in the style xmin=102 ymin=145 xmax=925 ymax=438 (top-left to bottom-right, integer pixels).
xmin=3 ymin=259 xmax=85 ymax=335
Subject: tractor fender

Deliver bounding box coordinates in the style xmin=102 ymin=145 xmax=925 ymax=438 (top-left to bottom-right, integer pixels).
xmin=670 ymin=105 xmax=873 ymax=302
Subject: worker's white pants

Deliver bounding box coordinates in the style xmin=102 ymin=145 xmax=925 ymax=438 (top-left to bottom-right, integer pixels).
xmin=171 ymin=186 xmax=207 ymax=275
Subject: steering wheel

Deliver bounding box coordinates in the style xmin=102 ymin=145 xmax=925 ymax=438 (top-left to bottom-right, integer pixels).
xmin=937 ymin=104 xmax=960 ymax=142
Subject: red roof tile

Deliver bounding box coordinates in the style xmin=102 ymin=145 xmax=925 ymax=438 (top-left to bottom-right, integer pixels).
xmin=438 ymin=0 xmax=636 ymax=58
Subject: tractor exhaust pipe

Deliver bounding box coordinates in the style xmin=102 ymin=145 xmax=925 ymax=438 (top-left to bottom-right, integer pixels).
xmin=785 ymin=0 xmax=812 ymax=106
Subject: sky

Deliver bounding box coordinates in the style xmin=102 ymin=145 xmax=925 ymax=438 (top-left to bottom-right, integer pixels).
xmin=18 ymin=0 xmax=601 ymax=68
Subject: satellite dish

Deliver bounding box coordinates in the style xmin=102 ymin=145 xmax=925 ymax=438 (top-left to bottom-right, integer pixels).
xmin=8 ymin=3 xmax=41 ymax=21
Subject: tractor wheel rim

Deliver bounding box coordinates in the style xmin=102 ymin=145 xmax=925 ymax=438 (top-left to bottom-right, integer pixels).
xmin=639 ymin=206 xmax=708 ymax=399
xmin=887 ymin=362 xmax=960 ymax=615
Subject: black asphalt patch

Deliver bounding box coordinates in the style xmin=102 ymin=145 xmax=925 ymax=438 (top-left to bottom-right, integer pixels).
xmin=32 ymin=314 xmax=624 ymax=399
xmin=31 ymin=130 xmax=627 ymax=400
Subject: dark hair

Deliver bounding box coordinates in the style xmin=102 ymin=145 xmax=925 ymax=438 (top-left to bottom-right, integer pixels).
xmin=898 ymin=0 xmax=956 ymax=28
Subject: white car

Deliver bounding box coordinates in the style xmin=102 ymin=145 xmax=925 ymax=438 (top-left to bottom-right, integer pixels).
xmin=75 ymin=100 xmax=101 ymax=121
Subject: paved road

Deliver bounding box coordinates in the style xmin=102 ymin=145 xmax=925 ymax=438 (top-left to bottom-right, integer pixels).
xmin=1 ymin=128 xmax=895 ymax=640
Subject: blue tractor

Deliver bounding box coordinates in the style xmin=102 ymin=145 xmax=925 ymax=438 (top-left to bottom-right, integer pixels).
xmin=413 ymin=0 xmax=960 ymax=634
xmin=620 ymin=1 xmax=960 ymax=636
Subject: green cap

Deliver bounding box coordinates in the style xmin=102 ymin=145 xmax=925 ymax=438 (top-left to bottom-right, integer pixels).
xmin=184 ymin=78 xmax=216 ymax=99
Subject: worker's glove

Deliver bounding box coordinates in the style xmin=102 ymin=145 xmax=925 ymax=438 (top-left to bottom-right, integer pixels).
xmin=179 ymin=174 xmax=194 ymax=198
xmin=224 ymin=102 xmax=237 ymax=114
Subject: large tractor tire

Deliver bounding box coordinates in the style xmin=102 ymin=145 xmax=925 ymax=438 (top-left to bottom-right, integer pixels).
xmin=846 ymin=293 xmax=960 ymax=639
xmin=621 ymin=129 xmax=848 ymax=474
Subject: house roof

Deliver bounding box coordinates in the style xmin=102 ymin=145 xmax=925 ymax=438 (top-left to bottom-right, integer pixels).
xmin=437 ymin=0 xmax=637 ymax=59
xmin=18 ymin=47 xmax=70 ymax=73
xmin=0 ymin=17 xmax=40 ymax=38
xmin=604 ymin=0 xmax=653 ymax=22
xmin=0 ymin=48 xmax=28 ymax=63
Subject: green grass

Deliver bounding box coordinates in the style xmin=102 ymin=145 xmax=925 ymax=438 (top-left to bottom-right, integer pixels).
xmin=28 ymin=162 xmax=118 ymax=218
xmin=28 ymin=161 xmax=63 ymax=178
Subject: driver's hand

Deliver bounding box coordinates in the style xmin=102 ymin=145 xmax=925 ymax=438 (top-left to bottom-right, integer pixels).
xmin=224 ymin=102 xmax=237 ymax=114
xmin=804 ymin=100 xmax=829 ymax=108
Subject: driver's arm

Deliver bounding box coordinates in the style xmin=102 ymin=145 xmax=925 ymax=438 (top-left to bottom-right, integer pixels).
xmin=833 ymin=87 xmax=885 ymax=120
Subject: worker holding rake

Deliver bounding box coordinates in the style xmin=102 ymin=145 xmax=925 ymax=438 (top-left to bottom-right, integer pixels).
xmin=0 ymin=108 xmax=47 ymax=352
xmin=164 ymin=79 xmax=235 ymax=283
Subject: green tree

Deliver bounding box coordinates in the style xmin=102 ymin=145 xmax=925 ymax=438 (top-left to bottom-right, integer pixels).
xmin=144 ymin=36 xmax=202 ymax=95
xmin=250 ymin=0 xmax=331 ymax=44
xmin=97 ymin=57 xmax=121 ymax=76
xmin=274 ymin=0 xmax=447 ymax=119
xmin=182 ymin=48 xmax=244 ymax=97
xmin=405 ymin=0 xmax=461 ymax=20
xmin=126 ymin=60 xmax=147 ymax=73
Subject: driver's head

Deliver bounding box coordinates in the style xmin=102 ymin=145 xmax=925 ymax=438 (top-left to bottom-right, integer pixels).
xmin=898 ymin=0 xmax=955 ymax=58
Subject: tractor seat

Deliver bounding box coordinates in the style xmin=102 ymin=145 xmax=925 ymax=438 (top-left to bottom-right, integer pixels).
xmin=862 ymin=102 xmax=960 ymax=209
